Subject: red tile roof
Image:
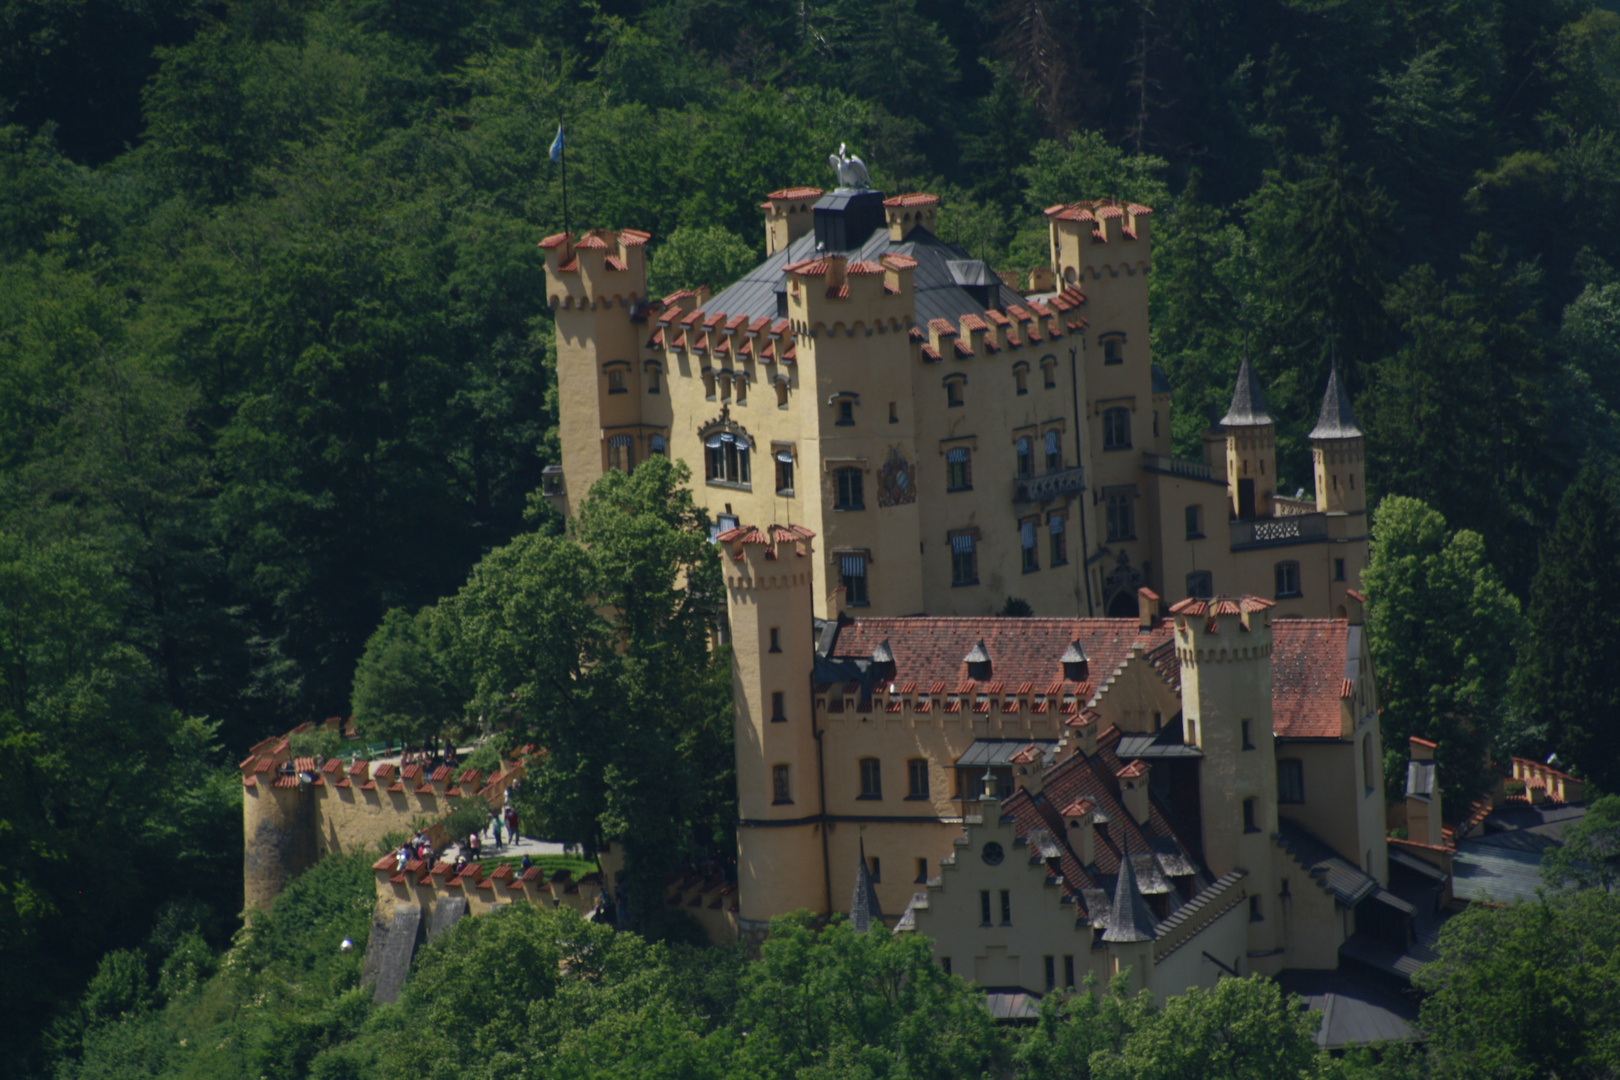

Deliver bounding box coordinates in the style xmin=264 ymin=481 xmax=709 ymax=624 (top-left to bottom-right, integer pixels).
xmin=829 ymin=617 xmax=1171 ymax=694
xmin=882 ymin=253 xmax=919 ymax=270
xmin=1270 ymin=620 xmax=1350 ymax=739
xmin=766 ymin=186 xmax=824 ymax=201
xmin=882 ymin=193 xmax=940 ymax=207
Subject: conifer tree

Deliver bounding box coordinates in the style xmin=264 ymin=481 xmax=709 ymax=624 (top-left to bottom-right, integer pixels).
xmin=1512 ymin=463 xmax=1620 ymax=791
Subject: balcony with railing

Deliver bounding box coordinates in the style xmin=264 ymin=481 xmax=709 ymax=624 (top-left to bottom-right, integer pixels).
xmin=1229 ymin=512 xmax=1330 ymax=550
xmin=1015 ymin=464 xmax=1086 ymax=503
xmin=1142 ymin=452 xmax=1218 ymax=483
xmin=1272 ymin=495 xmax=1318 ymax=517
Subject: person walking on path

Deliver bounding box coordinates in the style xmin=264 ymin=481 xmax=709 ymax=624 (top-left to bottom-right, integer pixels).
xmin=491 ymin=815 xmax=504 ymax=848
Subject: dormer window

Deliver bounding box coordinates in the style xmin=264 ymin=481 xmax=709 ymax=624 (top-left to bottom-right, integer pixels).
xmin=963 ymin=639 xmax=992 ymax=681
xmin=1060 ymin=639 xmax=1088 ymax=681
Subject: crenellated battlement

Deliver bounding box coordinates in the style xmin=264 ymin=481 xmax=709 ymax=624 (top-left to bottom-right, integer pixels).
xmin=541 ymin=227 xmax=651 ymax=309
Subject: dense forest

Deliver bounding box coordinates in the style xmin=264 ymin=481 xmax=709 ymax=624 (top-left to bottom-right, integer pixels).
xmin=4 ymin=0 xmax=1620 ymax=1074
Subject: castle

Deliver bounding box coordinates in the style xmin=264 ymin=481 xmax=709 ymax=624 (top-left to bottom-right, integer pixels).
xmin=542 ymin=175 xmax=1368 ymax=622
xmin=240 ymin=158 xmax=1417 ymax=1016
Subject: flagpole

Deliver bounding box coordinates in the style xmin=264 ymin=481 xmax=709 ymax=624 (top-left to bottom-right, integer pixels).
xmin=558 ymin=111 xmax=570 ymax=239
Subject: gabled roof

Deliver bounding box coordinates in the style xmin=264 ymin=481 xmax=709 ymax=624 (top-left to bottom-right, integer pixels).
xmin=1220 ymin=354 xmax=1274 ymax=427
xmin=1309 ymin=366 xmax=1364 ymax=440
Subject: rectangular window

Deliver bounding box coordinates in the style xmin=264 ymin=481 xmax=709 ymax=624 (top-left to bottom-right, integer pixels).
xmin=769 ymin=628 xmax=780 ymax=653
xmin=950 ymin=533 xmax=978 ymax=586
xmin=1044 ymin=430 xmax=1063 ymax=471
xmin=859 ymin=758 xmax=882 ymax=799
xmin=1063 ymin=955 xmax=1075 ymax=989
xmin=837 ymin=399 xmax=854 ymax=425
xmin=907 ymin=758 xmax=928 ymax=799
xmin=1243 ymin=798 xmax=1259 ymax=833
xmin=1103 ymin=407 xmax=1131 ymax=450
xmin=1250 ymin=896 xmax=1263 ymax=922
xmin=979 ymin=890 xmax=991 ymax=926
xmin=916 ymin=857 xmax=929 ymax=883
xmin=1106 ymin=492 xmax=1135 ymax=541
xmin=1044 ymin=955 xmax=1056 ymax=992
xmin=1048 ymin=514 xmax=1067 ymax=566
xmin=776 ymin=451 xmax=795 ymax=495
xmin=946 ymin=380 xmax=964 ymax=407
xmin=607 ymin=368 xmax=628 ymax=393
xmin=1015 ymin=368 xmax=1029 ymax=395
xmin=1000 ymin=889 xmax=1012 ymax=925
xmin=772 ymin=764 xmax=791 ymax=804
xmin=841 ymin=555 xmax=869 ymax=606
xmin=1277 ymin=759 xmax=1305 ymax=804
xmin=1103 ymin=336 xmax=1123 ymax=365
xmin=1241 ymin=719 xmax=1254 ymax=750
xmin=647 ymin=367 xmax=661 ymax=394
xmin=1275 ymin=560 xmax=1302 ymax=598
xmin=942 ymin=957 xmax=952 ymax=975
xmin=1186 ymin=570 xmax=1213 ymax=599
xmin=1334 ymin=558 xmax=1346 ymax=582
xmin=704 ymin=434 xmax=750 ymax=486
xmin=1185 ymin=505 xmax=1204 ymax=539
xmin=771 ymin=691 xmax=786 ymax=722
xmin=607 ymin=434 xmax=635 ymax=473
xmin=835 ymin=467 xmax=864 ymax=510
xmin=1016 ymin=437 xmax=1033 ymax=478
xmin=889 ymin=401 xmax=898 ymax=423
xmin=869 ymin=856 xmax=881 ymax=883
xmin=1021 ymin=520 xmax=1039 ymax=573
xmin=1043 ymin=361 xmax=1057 ymax=389
xmin=946 ymin=447 xmax=973 ymax=491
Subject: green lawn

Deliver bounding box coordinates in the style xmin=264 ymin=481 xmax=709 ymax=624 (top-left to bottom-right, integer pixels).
xmin=480 ymin=852 xmax=600 ymax=880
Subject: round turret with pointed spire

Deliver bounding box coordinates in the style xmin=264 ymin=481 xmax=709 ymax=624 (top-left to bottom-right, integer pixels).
xmin=1221 ymin=354 xmax=1277 ymax=520
xmin=1309 ymin=365 xmax=1365 ymax=515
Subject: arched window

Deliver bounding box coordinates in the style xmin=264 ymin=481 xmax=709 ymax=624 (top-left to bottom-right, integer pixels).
xmin=1014 ymin=365 xmax=1029 ymax=395
xmin=645 ymin=364 xmax=662 ymax=394
xmin=1102 ymin=334 xmax=1125 ymax=365
xmin=775 ymin=448 xmax=795 ymax=494
xmin=703 ymin=431 xmax=751 ymax=487
xmin=907 ymin=758 xmax=929 ymax=799
xmin=1103 ymin=407 xmax=1131 ymax=450
xmin=607 ymin=435 xmax=634 ymax=473
xmin=945 ymin=375 xmax=965 ymax=407
xmin=859 ymin=757 xmax=882 ymax=799
xmin=1016 ymin=437 xmax=1033 ymax=478
xmin=946 ymin=447 xmax=972 ymax=491
xmin=1044 ymin=430 xmax=1063 ymax=471
xmin=1275 ymin=560 xmax=1301 ymax=598
xmin=1020 ymin=519 xmax=1039 ymax=572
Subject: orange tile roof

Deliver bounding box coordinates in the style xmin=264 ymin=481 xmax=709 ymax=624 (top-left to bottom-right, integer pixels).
xmin=1271 ymin=620 xmax=1350 ymax=739
xmin=766 ymin=186 xmax=824 ymax=201
xmin=881 ymin=253 xmax=919 ymax=270
xmin=882 ymin=193 xmax=940 ymax=207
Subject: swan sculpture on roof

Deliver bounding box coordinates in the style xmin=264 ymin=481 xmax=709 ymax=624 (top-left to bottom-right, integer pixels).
xmin=828 ymin=143 xmax=872 ymax=190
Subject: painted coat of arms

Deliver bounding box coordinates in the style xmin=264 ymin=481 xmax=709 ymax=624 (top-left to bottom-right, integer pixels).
xmin=876 ymin=445 xmax=917 ymax=507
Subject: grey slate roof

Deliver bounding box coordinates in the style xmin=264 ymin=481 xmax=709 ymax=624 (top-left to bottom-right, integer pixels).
xmin=1277 ymin=819 xmax=1378 ymax=906
xmin=850 ymin=838 xmax=884 ymax=932
xmin=1102 ymin=839 xmax=1157 ymax=943
xmin=1308 ymin=365 xmax=1364 ymax=440
xmin=1451 ymin=842 xmax=1547 ymax=904
xmin=703 ymin=224 xmax=1023 ymax=329
xmin=1275 ymin=968 xmax=1418 ymax=1050
xmin=1220 ymin=354 xmax=1274 ymax=427
xmin=983 ymin=989 xmax=1043 ymax=1021
xmin=963 ymin=639 xmax=992 ymax=664
xmin=955 ymin=739 xmax=1060 ymax=769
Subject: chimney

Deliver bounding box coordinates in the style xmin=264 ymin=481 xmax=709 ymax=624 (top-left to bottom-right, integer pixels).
xmin=1117 ymin=760 xmax=1150 ymax=824
xmin=1405 ymin=737 xmax=1444 ymax=848
xmin=1011 ymin=744 xmax=1044 ymax=798
xmin=1064 ymin=798 xmax=1097 ymax=865
xmin=825 ymin=254 xmax=848 ymax=292
xmin=1344 ymin=588 xmax=1366 ymax=626
xmin=760 ymin=187 xmax=823 ymax=255
xmin=1026 ymin=266 xmax=1056 ymax=294
xmin=959 ymin=314 xmax=988 ymax=355
xmin=1138 ymin=588 xmax=1160 ymax=630
xmin=1068 ymin=709 xmax=1100 ymax=757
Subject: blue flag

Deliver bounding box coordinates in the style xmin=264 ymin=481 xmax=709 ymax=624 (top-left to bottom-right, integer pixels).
xmin=549 ymin=125 xmax=564 ymax=163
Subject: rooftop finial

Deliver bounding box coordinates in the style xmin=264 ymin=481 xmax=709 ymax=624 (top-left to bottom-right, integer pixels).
xmin=828 ymin=143 xmax=872 ymax=191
